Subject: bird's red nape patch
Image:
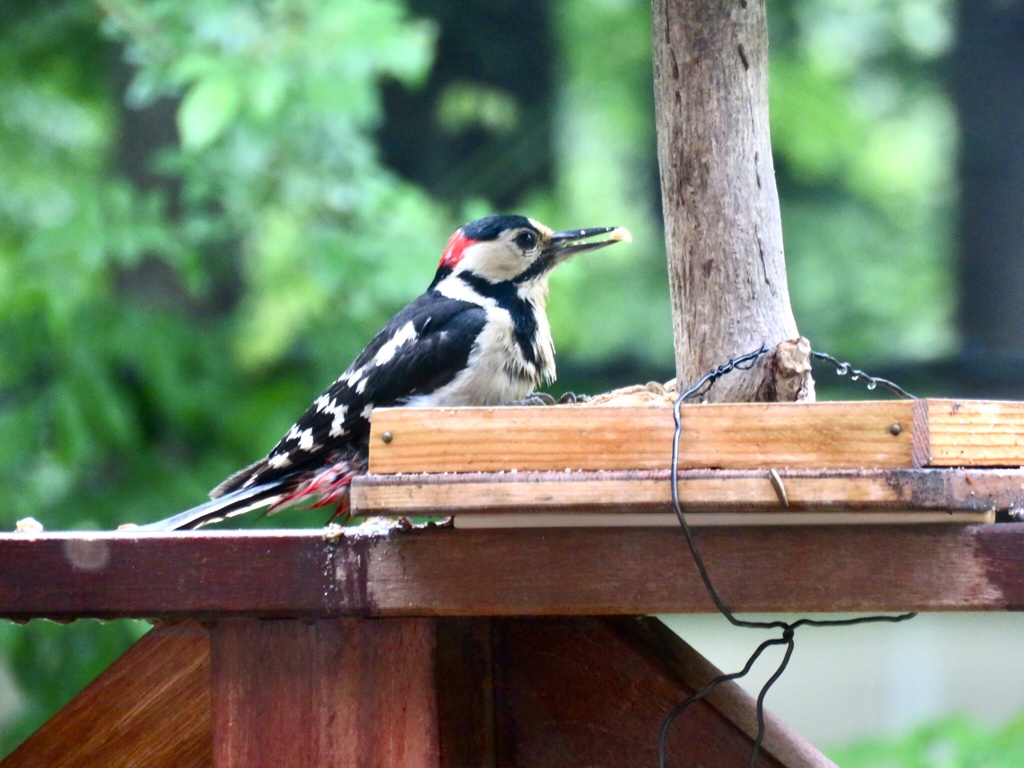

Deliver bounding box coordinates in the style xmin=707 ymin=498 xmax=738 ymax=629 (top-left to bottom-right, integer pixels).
xmin=439 ymin=229 xmax=476 ymax=270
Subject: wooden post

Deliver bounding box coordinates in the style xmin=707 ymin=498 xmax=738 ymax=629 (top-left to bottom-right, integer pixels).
xmin=653 ymin=0 xmax=810 ymax=401
xmin=210 ymin=618 xmax=439 ymax=768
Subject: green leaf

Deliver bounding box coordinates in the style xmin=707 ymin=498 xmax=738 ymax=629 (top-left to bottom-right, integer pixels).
xmin=177 ymin=74 xmax=241 ymax=150
xmin=249 ymin=68 xmax=289 ymax=120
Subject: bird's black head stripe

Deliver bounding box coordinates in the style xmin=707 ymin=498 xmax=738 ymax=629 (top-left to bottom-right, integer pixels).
xmin=511 ymin=252 xmax=555 ymax=285
xmin=461 ymin=214 xmax=535 ymax=241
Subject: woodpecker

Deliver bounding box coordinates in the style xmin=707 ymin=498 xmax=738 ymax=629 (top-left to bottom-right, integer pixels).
xmin=138 ymin=214 xmax=630 ymax=531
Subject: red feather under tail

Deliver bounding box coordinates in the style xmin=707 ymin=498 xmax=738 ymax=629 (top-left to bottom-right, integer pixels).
xmin=268 ymin=453 xmax=365 ymax=523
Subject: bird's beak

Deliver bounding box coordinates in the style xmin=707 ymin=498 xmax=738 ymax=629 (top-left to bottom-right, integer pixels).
xmin=543 ymin=226 xmax=632 ymax=263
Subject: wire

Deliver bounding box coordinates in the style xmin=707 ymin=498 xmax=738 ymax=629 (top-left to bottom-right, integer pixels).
xmin=810 ymin=350 xmax=917 ymax=400
xmin=676 ymin=344 xmax=770 ymax=403
xmin=657 ymin=634 xmax=788 ymax=767
xmin=659 ymin=345 xmax=917 ymax=768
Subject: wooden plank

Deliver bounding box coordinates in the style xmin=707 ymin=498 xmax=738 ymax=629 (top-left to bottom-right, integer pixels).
xmin=1 ymin=623 xmax=210 ymax=768
xmin=211 ymin=618 xmax=438 ymax=768
xmin=351 ymin=468 xmax=1024 ymax=516
xmin=1 ymin=526 xmax=1023 ymax=617
xmin=492 ymin=617 xmax=834 ymax=768
xmin=367 ymin=402 xmax=920 ymax=474
xmin=450 ymin=511 xmax=996 ymax=528
xmin=435 ymin=619 xmax=496 ymax=768
xmin=923 ymin=399 xmax=1024 ymax=467
xmin=0 ymin=530 xmax=343 ymax=621
xmin=359 ymin=525 xmax=1022 ymax=614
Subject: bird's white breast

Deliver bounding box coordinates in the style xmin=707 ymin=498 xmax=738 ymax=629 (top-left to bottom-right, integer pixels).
xmin=409 ymin=276 xmax=554 ymax=407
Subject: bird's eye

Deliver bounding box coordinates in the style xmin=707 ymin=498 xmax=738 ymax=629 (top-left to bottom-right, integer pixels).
xmin=513 ymin=230 xmax=538 ymax=251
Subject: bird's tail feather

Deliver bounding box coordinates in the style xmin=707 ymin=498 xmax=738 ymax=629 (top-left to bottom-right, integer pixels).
xmin=133 ymin=482 xmax=285 ymax=532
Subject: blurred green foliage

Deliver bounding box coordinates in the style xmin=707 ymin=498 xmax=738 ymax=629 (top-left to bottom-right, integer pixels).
xmin=770 ymin=0 xmax=957 ymax=362
xmin=829 ymin=713 xmax=1024 ymax=767
xmin=0 ymin=0 xmax=969 ymax=758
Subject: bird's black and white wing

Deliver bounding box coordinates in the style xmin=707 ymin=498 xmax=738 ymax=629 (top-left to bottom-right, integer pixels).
xmin=211 ymin=290 xmax=488 ymax=497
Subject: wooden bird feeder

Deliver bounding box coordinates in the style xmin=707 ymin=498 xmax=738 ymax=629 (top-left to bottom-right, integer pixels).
xmin=4 ymin=398 xmax=1024 ymax=767
xmin=352 ymin=399 xmax=1024 ymax=526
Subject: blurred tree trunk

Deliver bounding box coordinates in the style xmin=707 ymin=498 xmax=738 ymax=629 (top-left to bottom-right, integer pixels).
xmin=110 ymin=50 xmax=190 ymax=310
xmin=953 ymin=0 xmax=1024 ymax=393
xmin=652 ymin=0 xmax=811 ymax=402
xmin=379 ymin=0 xmax=554 ymax=208
xmin=110 ymin=49 xmax=241 ymax=317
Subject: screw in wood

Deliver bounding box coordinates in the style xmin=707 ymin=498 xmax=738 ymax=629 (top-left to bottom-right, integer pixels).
xmin=381 ymin=431 xmax=393 ymax=444
xmin=768 ymin=468 xmax=789 ymax=508
xmin=889 ymin=423 xmax=902 ymax=436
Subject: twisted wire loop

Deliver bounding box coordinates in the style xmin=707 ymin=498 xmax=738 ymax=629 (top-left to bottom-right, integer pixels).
xmin=660 ymin=345 xmax=916 ymax=768
xmin=810 ymin=350 xmax=917 ymax=400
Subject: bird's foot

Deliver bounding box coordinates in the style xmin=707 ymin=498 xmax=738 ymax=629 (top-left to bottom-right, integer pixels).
xmin=555 ymin=391 xmax=588 ymax=404
xmin=511 ymin=392 xmax=557 ymax=406
xmin=510 ymin=391 xmax=588 ymax=406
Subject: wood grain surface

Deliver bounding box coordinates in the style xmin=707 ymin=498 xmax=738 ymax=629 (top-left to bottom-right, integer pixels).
xmin=351 ymin=467 xmax=1024 ymax=516
xmin=211 ymin=618 xmax=438 ymax=768
xmin=1 ymin=525 xmax=1022 ymax=619
xmin=368 ymin=402 xmax=920 ymax=474
xmin=3 ymin=617 xmax=835 ymax=768
xmin=651 ymin=0 xmax=801 ymax=401
xmin=1 ymin=623 xmax=211 ymax=768
xmin=491 ymin=617 xmax=836 ymax=768
xmin=922 ymin=399 xmax=1024 ymax=466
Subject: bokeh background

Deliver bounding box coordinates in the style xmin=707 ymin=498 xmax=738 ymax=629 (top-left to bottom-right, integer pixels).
xmin=2 ymin=0 xmax=1023 ymax=762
